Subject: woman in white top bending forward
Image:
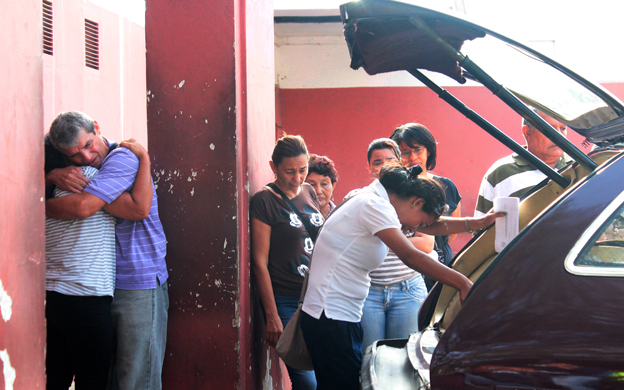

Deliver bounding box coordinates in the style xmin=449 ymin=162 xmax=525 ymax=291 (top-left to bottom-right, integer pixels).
xmin=300 ymin=163 xmax=502 ymax=390
xmin=359 ymin=138 xmax=438 ymax=351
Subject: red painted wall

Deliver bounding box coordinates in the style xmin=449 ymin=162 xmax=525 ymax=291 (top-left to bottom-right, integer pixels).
xmin=279 ymin=84 xmax=624 ymax=251
xmin=244 ymin=0 xmax=294 ymax=389
xmin=0 ymin=1 xmax=46 ymax=388
xmin=146 ymin=0 xmax=282 ymax=388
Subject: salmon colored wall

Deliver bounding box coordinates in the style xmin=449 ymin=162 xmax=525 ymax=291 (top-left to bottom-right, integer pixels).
xmin=0 ymin=1 xmax=46 ymax=389
xmin=246 ymin=0 xmax=297 ymax=388
xmin=279 ymin=84 xmax=624 ymax=251
xmin=43 ymin=1 xmax=147 ymax=146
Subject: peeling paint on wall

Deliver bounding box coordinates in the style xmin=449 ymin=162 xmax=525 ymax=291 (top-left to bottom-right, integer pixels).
xmin=263 ymin=349 xmax=273 ymax=390
xmin=0 ymin=280 xmax=13 ymax=322
xmin=232 ymin=301 xmax=240 ymax=328
xmin=28 ymin=252 xmax=42 ymax=265
xmin=0 ymin=349 xmax=16 ymax=390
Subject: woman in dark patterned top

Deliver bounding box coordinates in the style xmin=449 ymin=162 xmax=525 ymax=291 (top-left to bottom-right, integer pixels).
xmin=250 ymin=135 xmax=322 ymax=390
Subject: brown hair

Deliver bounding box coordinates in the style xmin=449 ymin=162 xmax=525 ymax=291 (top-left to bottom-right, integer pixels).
xmin=272 ymin=134 xmax=309 ymax=167
xmin=307 ymin=154 xmax=339 ymax=183
xmin=367 ymin=138 xmax=400 ymax=163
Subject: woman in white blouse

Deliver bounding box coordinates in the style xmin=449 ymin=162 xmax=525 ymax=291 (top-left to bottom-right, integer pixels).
xmin=300 ymin=163 xmax=502 ymax=390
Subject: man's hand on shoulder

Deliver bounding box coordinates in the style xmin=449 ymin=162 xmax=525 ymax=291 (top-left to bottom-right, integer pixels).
xmin=46 ymin=166 xmax=89 ymax=193
xmin=120 ymin=138 xmax=148 ymax=160
xmin=103 ymin=138 xmax=153 ymax=221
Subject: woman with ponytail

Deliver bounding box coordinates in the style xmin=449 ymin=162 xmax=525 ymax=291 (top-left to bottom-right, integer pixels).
xmin=299 ymin=163 xmax=503 ymax=390
xmin=360 ymin=138 xmax=438 ymax=352
xmin=391 ymin=123 xmax=463 ymax=288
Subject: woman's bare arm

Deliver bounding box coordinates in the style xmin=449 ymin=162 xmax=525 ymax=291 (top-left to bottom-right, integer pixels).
xmin=377 ymin=227 xmax=473 ymax=302
xmin=418 ymin=210 xmax=505 ymax=237
xmin=447 ymin=201 xmax=462 ymax=244
xmin=251 ymin=218 xmax=283 ymax=347
xmin=407 ymin=231 xmax=435 ymax=253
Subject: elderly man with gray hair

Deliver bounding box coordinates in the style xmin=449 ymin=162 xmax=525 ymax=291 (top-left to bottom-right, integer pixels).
xmin=474 ymin=110 xmax=571 ymax=217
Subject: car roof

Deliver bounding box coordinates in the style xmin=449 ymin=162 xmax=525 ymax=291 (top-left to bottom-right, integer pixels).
xmin=339 ymin=0 xmax=624 ymax=146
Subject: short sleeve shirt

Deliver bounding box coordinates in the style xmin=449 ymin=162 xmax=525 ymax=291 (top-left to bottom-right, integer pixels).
xmin=302 ymin=180 xmax=402 ymax=322
xmin=84 ymin=141 xmax=168 ymax=290
xmin=45 ymin=166 xmax=116 ymax=296
xmin=250 ymin=183 xmax=323 ymax=296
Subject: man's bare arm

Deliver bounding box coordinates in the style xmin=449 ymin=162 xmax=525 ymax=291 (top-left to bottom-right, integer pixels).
xmin=46 ymin=139 xmax=153 ymax=220
xmin=46 ymin=191 xmax=107 ymax=219
xmin=103 ymin=139 xmax=153 ymax=220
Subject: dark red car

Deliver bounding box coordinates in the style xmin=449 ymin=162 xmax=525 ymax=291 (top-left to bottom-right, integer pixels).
xmin=339 ymin=1 xmax=624 ymax=389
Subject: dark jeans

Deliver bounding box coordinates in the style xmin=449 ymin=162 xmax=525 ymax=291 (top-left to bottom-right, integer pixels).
xmin=300 ymin=311 xmax=363 ymax=390
xmin=46 ymin=291 xmax=113 ymax=390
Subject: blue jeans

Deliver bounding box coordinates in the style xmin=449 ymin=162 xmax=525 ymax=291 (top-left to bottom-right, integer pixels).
xmin=274 ymin=294 xmax=317 ymax=390
xmin=108 ymin=282 xmax=169 ymax=390
xmin=360 ymin=275 xmax=427 ymax=351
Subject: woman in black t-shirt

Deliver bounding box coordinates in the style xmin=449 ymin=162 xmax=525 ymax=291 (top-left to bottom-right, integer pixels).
xmin=250 ymin=135 xmax=322 ymax=390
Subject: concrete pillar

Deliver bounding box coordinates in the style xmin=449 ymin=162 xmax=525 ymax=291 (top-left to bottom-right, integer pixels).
xmin=146 ymin=0 xmax=283 ymax=388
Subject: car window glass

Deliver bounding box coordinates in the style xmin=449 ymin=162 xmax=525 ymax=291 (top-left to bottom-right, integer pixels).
xmin=462 ymin=36 xmax=618 ymax=130
xmin=574 ymin=203 xmax=624 ymax=270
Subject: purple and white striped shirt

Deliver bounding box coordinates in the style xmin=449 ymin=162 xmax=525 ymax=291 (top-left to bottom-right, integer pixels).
xmin=84 ymin=142 xmax=168 ymax=290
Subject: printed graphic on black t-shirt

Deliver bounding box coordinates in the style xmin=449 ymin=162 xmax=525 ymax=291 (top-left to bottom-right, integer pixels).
xmin=249 ymin=184 xmax=324 ymax=295
xmin=279 ymin=207 xmax=323 ymax=275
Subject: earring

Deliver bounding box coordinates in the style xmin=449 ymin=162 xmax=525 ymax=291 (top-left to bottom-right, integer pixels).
xmin=410 ymin=204 xmax=416 ymax=209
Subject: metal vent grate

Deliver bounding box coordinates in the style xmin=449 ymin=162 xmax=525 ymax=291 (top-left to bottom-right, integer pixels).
xmin=43 ymin=0 xmax=53 ymax=55
xmin=85 ymin=19 xmax=99 ymax=70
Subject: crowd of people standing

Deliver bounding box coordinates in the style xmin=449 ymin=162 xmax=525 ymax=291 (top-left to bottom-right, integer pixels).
xmin=250 ymin=122 xmax=508 ymax=390
xmin=42 ymin=107 xmax=564 ymax=390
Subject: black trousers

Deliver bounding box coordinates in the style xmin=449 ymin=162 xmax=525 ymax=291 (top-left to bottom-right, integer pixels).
xmin=300 ymin=310 xmax=363 ymax=390
xmin=46 ymin=291 xmax=113 ymax=390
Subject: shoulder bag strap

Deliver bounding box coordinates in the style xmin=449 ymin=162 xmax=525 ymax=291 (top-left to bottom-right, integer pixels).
xmin=267 ymin=182 xmax=318 ymax=242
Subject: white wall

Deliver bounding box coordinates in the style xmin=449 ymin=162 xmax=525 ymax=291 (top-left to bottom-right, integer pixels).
xmin=275 ymin=0 xmax=624 ymax=89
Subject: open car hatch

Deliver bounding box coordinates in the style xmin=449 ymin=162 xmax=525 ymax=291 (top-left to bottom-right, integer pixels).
xmin=340 ymin=0 xmax=624 ymax=184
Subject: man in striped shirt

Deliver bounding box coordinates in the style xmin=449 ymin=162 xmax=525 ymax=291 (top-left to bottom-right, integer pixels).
xmin=46 ymin=111 xmax=168 ymax=390
xmin=474 ymin=111 xmax=571 ymax=217
xmin=45 ymin=164 xmax=117 ymax=390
